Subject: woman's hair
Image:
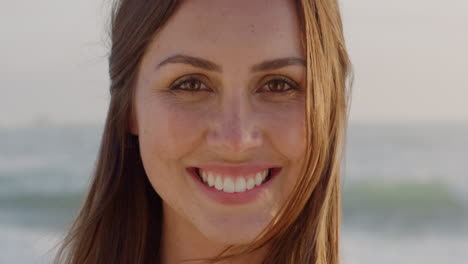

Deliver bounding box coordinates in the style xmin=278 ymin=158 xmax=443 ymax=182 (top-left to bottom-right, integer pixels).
xmin=53 ymin=0 xmax=351 ymax=263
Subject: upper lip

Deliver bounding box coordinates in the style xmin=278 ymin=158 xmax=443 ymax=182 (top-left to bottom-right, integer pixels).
xmin=192 ymin=162 xmax=281 ymax=176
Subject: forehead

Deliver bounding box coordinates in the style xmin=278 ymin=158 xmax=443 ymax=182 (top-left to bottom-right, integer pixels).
xmin=148 ymin=0 xmax=303 ymax=68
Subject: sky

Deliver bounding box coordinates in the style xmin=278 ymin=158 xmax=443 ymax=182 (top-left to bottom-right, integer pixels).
xmin=1 ymin=0 xmax=467 ymax=127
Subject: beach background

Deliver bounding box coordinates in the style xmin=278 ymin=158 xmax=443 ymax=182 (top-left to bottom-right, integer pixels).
xmin=0 ymin=122 xmax=466 ymax=263
xmin=1 ymin=0 xmax=467 ymax=263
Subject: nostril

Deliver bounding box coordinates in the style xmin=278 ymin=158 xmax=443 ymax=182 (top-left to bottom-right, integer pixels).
xmin=251 ymin=130 xmax=261 ymax=140
xmin=206 ymin=124 xmax=263 ymax=154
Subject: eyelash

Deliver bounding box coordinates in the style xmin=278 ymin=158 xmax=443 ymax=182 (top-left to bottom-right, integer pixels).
xmin=169 ymin=75 xmax=210 ymax=93
xmin=261 ymin=76 xmax=300 ymax=93
xmin=168 ymin=75 xmax=300 ymax=93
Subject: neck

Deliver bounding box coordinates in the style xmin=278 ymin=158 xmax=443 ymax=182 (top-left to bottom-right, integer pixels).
xmin=160 ymin=203 xmax=267 ymax=264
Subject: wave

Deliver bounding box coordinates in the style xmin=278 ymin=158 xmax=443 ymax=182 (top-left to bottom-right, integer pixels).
xmin=342 ymin=181 xmax=468 ymax=233
xmin=1 ymin=181 xmax=466 ymax=232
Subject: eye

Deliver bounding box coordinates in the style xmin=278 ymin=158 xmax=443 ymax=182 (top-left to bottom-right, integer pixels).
xmin=259 ymin=76 xmax=299 ymax=93
xmin=169 ymin=75 xmax=210 ymax=92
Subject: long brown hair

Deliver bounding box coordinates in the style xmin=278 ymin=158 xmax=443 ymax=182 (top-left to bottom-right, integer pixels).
xmin=53 ymin=0 xmax=351 ymax=263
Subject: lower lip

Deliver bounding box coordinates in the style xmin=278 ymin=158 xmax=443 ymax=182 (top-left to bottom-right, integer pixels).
xmin=186 ymin=167 xmax=280 ymax=205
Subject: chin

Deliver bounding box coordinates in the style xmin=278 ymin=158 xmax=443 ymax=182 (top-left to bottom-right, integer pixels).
xmin=200 ymin=225 xmax=264 ymax=245
xmin=195 ymin=211 xmax=274 ymax=246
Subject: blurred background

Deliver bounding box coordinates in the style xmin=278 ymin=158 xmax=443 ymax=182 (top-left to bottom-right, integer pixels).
xmin=1 ymin=0 xmax=467 ymax=263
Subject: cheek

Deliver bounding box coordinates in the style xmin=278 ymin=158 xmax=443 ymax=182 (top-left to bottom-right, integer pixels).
xmin=259 ymin=103 xmax=306 ymax=196
xmin=138 ymin=99 xmax=205 ymax=162
xmin=136 ymin=98 xmax=208 ymax=212
xmin=260 ymin=103 xmax=306 ymax=162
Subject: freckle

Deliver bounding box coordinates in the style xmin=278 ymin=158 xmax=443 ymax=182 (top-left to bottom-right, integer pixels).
xmin=249 ymin=24 xmax=256 ymax=33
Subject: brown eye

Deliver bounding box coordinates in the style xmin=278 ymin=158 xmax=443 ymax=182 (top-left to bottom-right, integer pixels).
xmin=267 ymin=79 xmax=290 ymax=92
xmin=169 ymin=75 xmax=210 ymax=92
xmin=261 ymin=77 xmax=299 ymax=93
xmin=179 ymin=79 xmax=201 ymax=90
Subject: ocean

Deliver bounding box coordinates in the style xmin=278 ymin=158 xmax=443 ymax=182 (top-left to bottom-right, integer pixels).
xmin=0 ymin=122 xmax=467 ymax=263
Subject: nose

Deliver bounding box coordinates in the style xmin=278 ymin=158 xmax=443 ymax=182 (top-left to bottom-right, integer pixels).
xmin=207 ymin=96 xmax=263 ymax=155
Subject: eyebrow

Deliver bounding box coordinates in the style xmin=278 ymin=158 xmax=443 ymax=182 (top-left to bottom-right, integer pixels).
xmin=251 ymin=57 xmax=306 ymax=72
xmin=157 ymin=54 xmax=222 ymax=72
xmin=156 ymin=54 xmax=306 ymax=73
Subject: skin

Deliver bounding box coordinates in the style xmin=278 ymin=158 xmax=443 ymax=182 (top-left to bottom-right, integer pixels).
xmin=131 ymin=0 xmax=307 ymax=263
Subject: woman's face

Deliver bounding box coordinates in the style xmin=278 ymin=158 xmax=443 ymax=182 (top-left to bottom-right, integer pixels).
xmin=132 ymin=0 xmax=306 ymax=245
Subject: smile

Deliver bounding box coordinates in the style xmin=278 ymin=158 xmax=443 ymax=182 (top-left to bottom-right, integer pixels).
xmin=195 ymin=168 xmax=272 ymax=193
xmin=186 ymin=165 xmax=282 ymax=204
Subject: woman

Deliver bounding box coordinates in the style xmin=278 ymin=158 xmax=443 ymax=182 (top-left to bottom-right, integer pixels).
xmin=54 ymin=0 xmax=351 ymax=263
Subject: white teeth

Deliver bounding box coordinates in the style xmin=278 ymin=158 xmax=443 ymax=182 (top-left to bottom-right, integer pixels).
xmin=255 ymin=172 xmax=263 ymax=186
xmin=214 ymin=175 xmax=223 ymax=190
xmin=223 ymin=177 xmax=235 ymax=193
xmin=246 ymin=177 xmax=255 ymax=190
xmin=198 ymin=169 xmax=271 ymax=193
xmin=201 ymin=170 xmax=208 ymax=182
xmin=235 ymin=177 xmax=247 ymax=192
xmin=207 ymin=172 xmax=215 ymax=187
